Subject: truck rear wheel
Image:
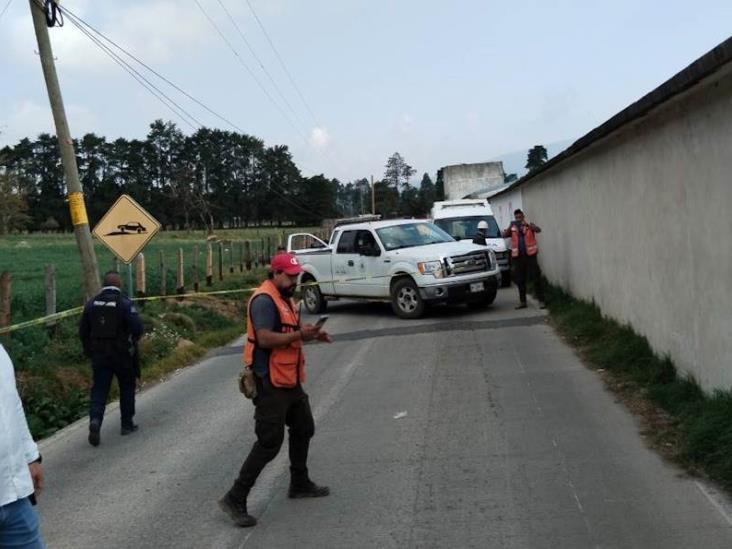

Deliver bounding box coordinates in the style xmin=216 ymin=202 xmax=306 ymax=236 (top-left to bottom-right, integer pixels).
xmin=302 ymin=279 xmax=327 ymax=314
xmin=390 ymin=278 xmax=425 ymax=319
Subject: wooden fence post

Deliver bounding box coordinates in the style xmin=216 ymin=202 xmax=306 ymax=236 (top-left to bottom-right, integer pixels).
xmin=45 ymin=265 xmax=56 ymax=329
xmin=229 ymin=241 xmax=235 ymax=274
xmin=159 ymin=251 xmax=166 ymax=296
xmin=239 ymin=241 xmax=244 ymax=272
xmin=206 ymin=243 xmax=213 ymax=286
xmin=193 ymin=245 xmax=200 ymax=292
xmin=218 ymin=242 xmax=224 ymax=281
xmin=176 ymin=248 xmax=185 ymax=295
xmin=136 ymin=253 xmax=146 ymax=297
xmin=266 ymin=236 xmax=272 ymax=264
xmin=244 ymin=241 xmax=252 ymax=271
xmin=0 ymin=272 xmax=11 ymax=330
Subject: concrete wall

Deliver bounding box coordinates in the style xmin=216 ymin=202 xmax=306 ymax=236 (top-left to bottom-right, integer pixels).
xmin=443 ymin=162 xmax=505 ymax=200
xmin=490 ymin=188 xmax=523 ymax=234
xmin=497 ymin=64 xmax=732 ymax=390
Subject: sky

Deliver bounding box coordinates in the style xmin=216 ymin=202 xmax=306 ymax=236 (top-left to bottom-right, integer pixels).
xmin=1 ymin=0 xmax=730 ymax=182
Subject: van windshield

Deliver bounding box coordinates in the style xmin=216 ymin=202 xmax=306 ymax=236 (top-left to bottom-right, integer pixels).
xmin=434 ymin=216 xmax=501 ymax=240
xmin=376 ymin=223 xmax=454 ymax=251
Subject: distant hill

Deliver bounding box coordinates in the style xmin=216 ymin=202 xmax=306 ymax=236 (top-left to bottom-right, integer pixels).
xmin=489 ymin=139 xmax=574 ymax=178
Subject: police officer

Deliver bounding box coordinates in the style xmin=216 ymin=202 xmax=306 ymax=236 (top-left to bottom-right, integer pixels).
xmin=219 ymin=253 xmax=331 ymax=528
xmin=79 ymin=271 xmax=143 ymax=447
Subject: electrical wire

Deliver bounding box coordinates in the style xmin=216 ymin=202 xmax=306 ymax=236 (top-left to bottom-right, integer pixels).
xmin=65 ymin=14 xmax=202 ymax=130
xmin=214 ymin=0 xmax=304 ymax=126
xmin=59 ymin=4 xmax=245 ymax=134
xmin=244 ymin=0 xmax=319 ymax=127
xmin=43 ymin=0 xmax=63 ymax=27
xmin=192 ymin=0 xmax=309 ymax=144
xmin=0 ymin=0 xmax=14 ymax=22
xmin=242 ymin=0 xmax=350 ymax=177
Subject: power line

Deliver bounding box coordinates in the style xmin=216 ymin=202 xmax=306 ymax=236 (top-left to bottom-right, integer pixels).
xmin=60 ymin=4 xmax=243 ymax=133
xmin=214 ymin=0 xmax=304 ymax=127
xmin=192 ymin=0 xmax=308 ymax=143
xmin=242 ymin=0 xmax=350 ymax=177
xmin=0 ymin=0 xmax=14 ymax=21
xmin=63 ymin=12 xmax=202 ymax=130
xmin=244 ymin=0 xmax=320 ymax=127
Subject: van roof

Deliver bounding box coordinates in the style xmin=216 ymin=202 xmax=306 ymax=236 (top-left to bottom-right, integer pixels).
xmin=431 ymin=199 xmax=494 ymax=218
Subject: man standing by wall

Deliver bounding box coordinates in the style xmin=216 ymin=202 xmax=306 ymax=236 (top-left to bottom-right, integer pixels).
xmin=220 ymin=253 xmax=331 ymax=528
xmin=79 ymin=271 xmax=144 ymax=447
xmin=503 ymin=209 xmax=546 ymax=309
xmin=0 ymin=344 xmax=46 ymax=549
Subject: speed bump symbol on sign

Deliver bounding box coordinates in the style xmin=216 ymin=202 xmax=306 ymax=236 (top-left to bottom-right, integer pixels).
xmin=93 ymin=194 xmax=161 ymax=264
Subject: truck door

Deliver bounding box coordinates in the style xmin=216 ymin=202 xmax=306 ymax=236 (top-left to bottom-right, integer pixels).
xmin=350 ymin=230 xmax=387 ymax=298
xmin=332 ymin=230 xmax=360 ymax=295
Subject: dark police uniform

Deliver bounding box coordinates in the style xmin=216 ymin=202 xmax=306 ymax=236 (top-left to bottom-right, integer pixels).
xmin=79 ymin=286 xmax=143 ymax=429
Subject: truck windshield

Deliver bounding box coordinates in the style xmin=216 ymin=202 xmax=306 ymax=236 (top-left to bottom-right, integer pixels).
xmin=434 ymin=216 xmax=501 ymax=239
xmin=376 ymin=223 xmax=454 ymax=251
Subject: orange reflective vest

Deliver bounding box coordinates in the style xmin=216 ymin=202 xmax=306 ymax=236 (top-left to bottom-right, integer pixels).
xmin=243 ymin=280 xmax=305 ymax=388
xmin=509 ymin=223 xmax=539 ymax=258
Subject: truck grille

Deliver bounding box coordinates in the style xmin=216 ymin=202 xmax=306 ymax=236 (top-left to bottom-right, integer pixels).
xmin=445 ymin=251 xmax=491 ymax=275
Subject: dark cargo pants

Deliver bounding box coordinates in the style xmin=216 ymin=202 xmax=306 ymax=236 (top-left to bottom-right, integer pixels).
xmin=229 ymin=375 xmax=315 ymax=502
xmin=513 ymin=254 xmax=545 ymax=304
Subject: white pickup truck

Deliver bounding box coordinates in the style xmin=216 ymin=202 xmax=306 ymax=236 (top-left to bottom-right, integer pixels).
xmin=287 ymin=218 xmax=501 ymax=319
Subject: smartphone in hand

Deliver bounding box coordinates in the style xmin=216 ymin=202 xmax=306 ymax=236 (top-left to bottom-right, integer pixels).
xmin=315 ymin=315 xmax=329 ymax=328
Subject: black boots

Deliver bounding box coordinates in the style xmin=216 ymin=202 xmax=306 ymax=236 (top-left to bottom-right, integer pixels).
xmin=218 ymin=493 xmax=257 ymax=528
xmin=288 ymin=480 xmax=330 ymax=499
xmin=121 ymin=423 xmax=139 ymax=436
xmin=88 ymin=419 xmax=101 ymax=447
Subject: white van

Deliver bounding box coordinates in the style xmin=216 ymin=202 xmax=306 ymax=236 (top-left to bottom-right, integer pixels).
xmin=431 ymin=199 xmax=511 ymax=286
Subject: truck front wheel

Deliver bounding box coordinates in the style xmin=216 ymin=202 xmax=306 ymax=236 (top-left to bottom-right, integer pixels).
xmin=302 ymin=279 xmax=327 ymax=314
xmin=390 ymin=278 xmax=425 ymax=319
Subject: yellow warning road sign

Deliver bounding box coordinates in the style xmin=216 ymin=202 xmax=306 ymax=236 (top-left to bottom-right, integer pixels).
xmin=92 ymin=194 xmax=161 ymax=264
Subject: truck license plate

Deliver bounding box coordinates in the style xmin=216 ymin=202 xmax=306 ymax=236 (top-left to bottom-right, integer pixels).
xmin=470 ymin=282 xmax=484 ymax=293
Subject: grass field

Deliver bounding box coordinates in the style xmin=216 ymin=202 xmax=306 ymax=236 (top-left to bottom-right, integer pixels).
xmin=0 ymin=227 xmax=314 ymax=438
xmin=0 ymin=227 xmax=316 ymax=325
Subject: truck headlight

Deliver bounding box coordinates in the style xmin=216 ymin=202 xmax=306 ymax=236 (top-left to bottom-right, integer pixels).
xmin=417 ymin=260 xmax=444 ymax=278
xmin=488 ymin=250 xmax=496 ymax=270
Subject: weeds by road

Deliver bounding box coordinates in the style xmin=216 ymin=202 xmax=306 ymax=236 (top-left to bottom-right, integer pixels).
xmin=546 ymin=284 xmax=732 ymax=491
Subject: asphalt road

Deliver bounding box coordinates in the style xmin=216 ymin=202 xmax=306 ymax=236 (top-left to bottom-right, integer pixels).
xmin=37 ymin=289 xmax=732 ymax=548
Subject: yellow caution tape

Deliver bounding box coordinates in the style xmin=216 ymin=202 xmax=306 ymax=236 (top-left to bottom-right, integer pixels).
xmin=0 ymin=273 xmax=398 ymax=336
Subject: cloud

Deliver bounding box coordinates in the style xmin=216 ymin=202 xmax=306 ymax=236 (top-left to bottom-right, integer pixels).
xmin=4 ymin=0 xmax=215 ymax=74
xmin=0 ymin=100 xmax=98 ymax=146
xmin=309 ymin=126 xmax=330 ymax=150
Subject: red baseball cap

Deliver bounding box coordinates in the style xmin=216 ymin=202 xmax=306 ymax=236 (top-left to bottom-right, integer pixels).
xmin=270 ymin=252 xmax=303 ymax=275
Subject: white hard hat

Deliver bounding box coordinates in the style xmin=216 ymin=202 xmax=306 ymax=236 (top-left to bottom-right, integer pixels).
xmin=477 ymin=220 xmax=489 ymax=230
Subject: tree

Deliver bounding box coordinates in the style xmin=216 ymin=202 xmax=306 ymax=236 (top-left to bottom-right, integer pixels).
xmin=525 ymin=145 xmax=548 ymax=172
xmin=0 ymin=172 xmax=31 ymax=234
xmin=435 ymin=169 xmax=445 ymax=201
xmin=383 ymin=152 xmax=416 ymax=191
xmin=417 ymin=172 xmax=436 ymax=215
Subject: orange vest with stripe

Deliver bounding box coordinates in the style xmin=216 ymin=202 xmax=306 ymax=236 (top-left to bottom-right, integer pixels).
xmin=509 ymin=223 xmax=539 ymax=258
xmin=243 ymin=280 xmax=305 ymax=388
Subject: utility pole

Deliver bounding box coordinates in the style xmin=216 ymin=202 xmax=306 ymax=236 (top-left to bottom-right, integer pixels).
xmin=29 ymin=0 xmax=100 ymax=298
xmin=371 ymin=175 xmax=376 ymax=215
